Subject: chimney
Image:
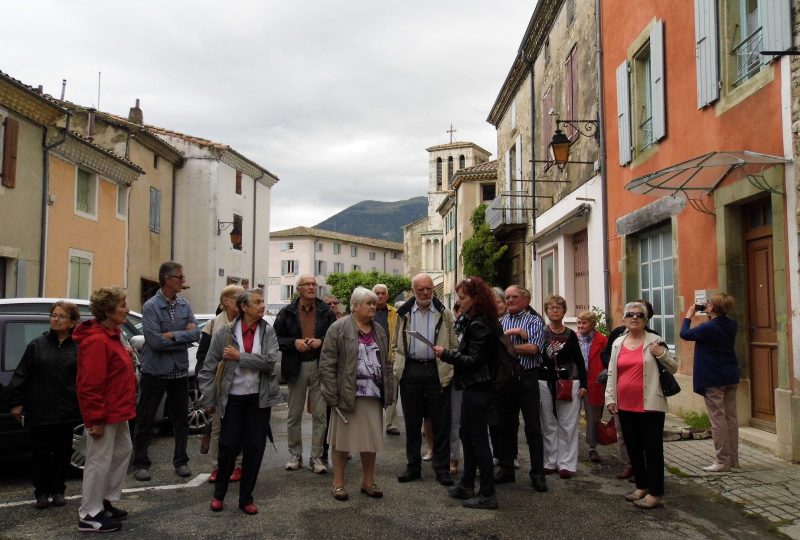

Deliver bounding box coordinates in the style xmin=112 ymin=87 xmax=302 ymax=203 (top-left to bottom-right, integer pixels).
xmin=34 ymin=85 xmax=43 ymax=94
xmin=60 ymin=79 xmax=67 ymax=100
xmin=87 ymin=108 xmax=96 ymax=142
xmin=128 ymin=98 xmax=143 ymax=125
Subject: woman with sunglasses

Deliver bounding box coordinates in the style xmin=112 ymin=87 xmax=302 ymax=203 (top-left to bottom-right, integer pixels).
xmin=605 ymin=302 xmax=676 ymax=509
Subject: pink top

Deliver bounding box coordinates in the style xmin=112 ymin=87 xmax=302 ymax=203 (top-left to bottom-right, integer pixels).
xmin=617 ymin=343 xmax=645 ymax=413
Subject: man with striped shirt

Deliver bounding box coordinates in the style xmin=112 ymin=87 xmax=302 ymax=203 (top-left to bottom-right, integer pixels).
xmin=495 ymin=285 xmax=548 ymax=493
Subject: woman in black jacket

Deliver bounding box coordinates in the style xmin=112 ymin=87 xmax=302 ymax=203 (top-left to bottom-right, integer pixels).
xmin=434 ymin=276 xmax=499 ymax=510
xmin=9 ymin=301 xmax=82 ymax=509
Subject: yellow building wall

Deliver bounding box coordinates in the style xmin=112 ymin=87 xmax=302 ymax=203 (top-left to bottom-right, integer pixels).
xmin=45 ymin=155 xmax=126 ymax=298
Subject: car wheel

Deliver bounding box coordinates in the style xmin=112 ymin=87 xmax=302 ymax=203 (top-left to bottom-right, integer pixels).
xmin=71 ymin=424 xmax=86 ymax=470
xmin=187 ymin=385 xmax=211 ymax=433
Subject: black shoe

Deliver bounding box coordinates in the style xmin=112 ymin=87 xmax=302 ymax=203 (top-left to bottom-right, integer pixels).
xmin=436 ymin=473 xmax=454 ymax=486
xmin=462 ymin=493 xmax=499 ymax=510
xmin=531 ymin=475 xmax=548 ymax=492
xmin=494 ymin=471 xmax=515 ymax=484
xmin=35 ymin=495 xmax=49 ymax=510
xmin=103 ymin=500 xmax=128 ymax=520
xmin=78 ymin=512 xmax=122 ymax=532
xmin=51 ymin=493 xmax=66 ymax=507
xmin=447 ymin=483 xmax=475 ymax=499
xmin=397 ymin=469 xmax=421 ymax=483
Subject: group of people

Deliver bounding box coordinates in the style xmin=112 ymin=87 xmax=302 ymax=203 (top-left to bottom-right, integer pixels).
xmin=5 ymin=258 xmax=743 ymax=529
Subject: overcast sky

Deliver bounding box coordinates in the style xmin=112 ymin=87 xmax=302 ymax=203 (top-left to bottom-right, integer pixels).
xmin=1 ymin=1 xmax=535 ymax=231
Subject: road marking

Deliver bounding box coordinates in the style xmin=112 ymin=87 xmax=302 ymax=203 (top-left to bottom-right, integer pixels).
xmin=0 ymin=474 xmax=210 ymax=509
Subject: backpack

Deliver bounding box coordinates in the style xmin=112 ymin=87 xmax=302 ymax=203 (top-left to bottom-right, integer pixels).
xmin=493 ymin=331 xmax=524 ymax=392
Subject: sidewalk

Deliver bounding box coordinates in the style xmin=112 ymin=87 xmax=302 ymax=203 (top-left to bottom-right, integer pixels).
xmin=662 ymin=414 xmax=800 ymax=539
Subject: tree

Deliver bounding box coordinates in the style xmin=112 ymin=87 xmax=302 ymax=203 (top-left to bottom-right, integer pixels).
xmin=461 ymin=204 xmax=507 ymax=284
xmin=325 ymin=270 xmax=411 ymax=310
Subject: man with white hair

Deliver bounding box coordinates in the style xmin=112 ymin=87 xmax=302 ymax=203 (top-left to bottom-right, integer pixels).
xmin=373 ymin=284 xmax=400 ymax=435
xmin=394 ymin=273 xmax=458 ymax=486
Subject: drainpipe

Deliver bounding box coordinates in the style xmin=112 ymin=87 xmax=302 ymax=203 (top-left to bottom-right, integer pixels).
xmin=596 ymin=0 xmax=611 ymax=317
xmin=252 ymin=172 xmax=263 ymax=287
xmin=170 ymin=163 xmax=177 ymax=260
xmin=527 ymin=52 xmax=537 ymax=292
xmin=39 ymin=115 xmax=71 ymax=295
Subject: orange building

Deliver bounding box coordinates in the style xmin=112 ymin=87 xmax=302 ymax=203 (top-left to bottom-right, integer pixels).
xmin=45 ymin=132 xmax=142 ymax=299
xmin=601 ymin=0 xmax=797 ymax=459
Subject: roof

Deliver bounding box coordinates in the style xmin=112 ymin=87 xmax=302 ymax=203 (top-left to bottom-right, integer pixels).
xmin=425 ymin=141 xmax=492 ymax=155
xmin=147 ymin=124 xmax=279 ymax=182
xmin=270 ymin=226 xmax=404 ymax=251
xmin=0 ymin=69 xmax=71 ymax=124
xmin=451 ymin=160 xmax=498 ymax=190
xmin=64 ymin=130 xmax=145 ymax=174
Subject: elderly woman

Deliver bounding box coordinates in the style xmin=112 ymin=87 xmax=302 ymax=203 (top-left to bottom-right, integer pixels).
xmin=9 ymin=301 xmax=81 ymax=510
xmin=680 ymin=293 xmax=740 ymax=472
xmin=576 ymin=310 xmax=608 ymax=464
xmin=606 ymin=301 xmax=676 ymax=509
xmin=540 ymin=295 xmax=587 ymax=479
xmin=73 ymin=288 xmax=137 ymax=533
xmin=435 ymin=276 xmax=500 ymax=510
xmin=319 ymin=287 xmax=393 ymax=501
xmin=199 ymin=289 xmax=280 ymax=515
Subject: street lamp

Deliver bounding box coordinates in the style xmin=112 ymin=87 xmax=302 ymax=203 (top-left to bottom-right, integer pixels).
xmin=217 ymin=220 xmax=242 ymax=248
xmin=548 ymin=119 xmax=599 ymax=171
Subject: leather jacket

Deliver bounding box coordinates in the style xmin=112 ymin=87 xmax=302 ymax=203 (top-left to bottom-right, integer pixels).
xmin=441 ymin=315 xmax=496 ymax=390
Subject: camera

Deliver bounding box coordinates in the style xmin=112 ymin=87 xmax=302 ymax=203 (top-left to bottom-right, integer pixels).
xmin=694 ymin=303 xmax=707 ymax=312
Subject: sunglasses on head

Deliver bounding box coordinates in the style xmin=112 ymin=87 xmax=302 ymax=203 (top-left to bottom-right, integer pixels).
xmin=624 ymin=312 xmax=647 ymax=320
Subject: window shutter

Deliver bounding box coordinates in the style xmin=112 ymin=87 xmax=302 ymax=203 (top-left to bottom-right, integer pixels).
xmin=514 ymin=134 xmax=522 ymax=183
xmin=650 ymin=19 xmax=666 ymax=142
xmin=281 ymin=260 xmax=287 ymax=275
xmin=504 ymin=149 xmax=511 ymax=191
xmin=761 ymin=0 xmax=791 ymax=62
xmin=2 ymin=117 xmax=19 ymax=188
xmin=294 ymin=259 xmax=300 ymax=275
xmin=616 ymin=60 xmax=632 ymax=165
xmin=694 ymin=0 xmax=719 ymax=108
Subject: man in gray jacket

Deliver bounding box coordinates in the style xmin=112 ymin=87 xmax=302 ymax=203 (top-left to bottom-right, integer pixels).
xmin=133 ymin=261 xmax=200 ymax=481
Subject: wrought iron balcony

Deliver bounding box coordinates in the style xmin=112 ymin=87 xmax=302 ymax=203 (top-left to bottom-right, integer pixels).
xmin=486 ymin=191 xmax=532 ymax=232
xmin=733 ymin=26 xmax=763 ymax=87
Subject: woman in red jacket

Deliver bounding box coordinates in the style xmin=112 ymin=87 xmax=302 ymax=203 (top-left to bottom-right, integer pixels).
xmin=576 ymin=311 xmax=608 ymax=464
xmin=73 ymin=287 xmax=137 ymax=533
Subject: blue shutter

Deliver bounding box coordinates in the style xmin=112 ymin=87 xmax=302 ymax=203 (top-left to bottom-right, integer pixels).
xmin=294 ymin=260 xmax=300 ymax=275
xmin=650 ymin=19 xmax=666 ymax=141
xmin=280 ymin=260 xmax=287 ymax=275
xmin=695 ymin=0 xmax=719 ymax=108
xmin=761 ymin=0 xmax=791 ymax=62
xmin=616 ymin=60 xmax=632 ymax=165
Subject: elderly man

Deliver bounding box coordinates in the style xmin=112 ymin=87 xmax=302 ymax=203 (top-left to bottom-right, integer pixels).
xmin=494 ymin=285 xmax=548 ymax=493
xmin=133 ymin=261 xmax=201 ymax=481
xmin=322 ymin=294 xmax=342 ymax=319
xmin=394 ymin=274 xmax=458 ymax=486
xmin=373 ymin=284 xmax=400 ymax=435
xmin=274 ymin=274 xmax=337 ymax=474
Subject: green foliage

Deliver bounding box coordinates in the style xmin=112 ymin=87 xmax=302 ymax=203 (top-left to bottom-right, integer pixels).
xmin=666 ymin=465 xmax=688 ymax=478
xmin=682 ymin=410 xmax=712 ymax=430
xmin=591 ymin=306 xmax=610 ymax=336
xmin=325 ymin=271 xmax=411 ymax=309
xmin=461 ymin=204 xmax=508 ymax=284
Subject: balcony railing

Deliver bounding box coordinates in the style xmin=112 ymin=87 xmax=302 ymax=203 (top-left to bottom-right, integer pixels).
xmin=486 ymin=191 xmax=532 ymax=232
xmin=732 ymin=26 xmax=763 ymax=87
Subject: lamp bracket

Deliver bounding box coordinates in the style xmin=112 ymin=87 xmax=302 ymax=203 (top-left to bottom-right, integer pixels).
xmin=217 ymin=220 xmax=235 ymax=235
xmin=555 ymin=119 xmax=599 ymax=139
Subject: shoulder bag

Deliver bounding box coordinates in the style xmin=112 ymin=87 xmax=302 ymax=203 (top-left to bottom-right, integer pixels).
xmin=655 ymin=356 xmax=680 ymax=397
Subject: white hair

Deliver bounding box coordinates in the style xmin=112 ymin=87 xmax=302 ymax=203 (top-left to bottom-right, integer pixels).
xmin=351 ymin=286 xmax=378 ymax=307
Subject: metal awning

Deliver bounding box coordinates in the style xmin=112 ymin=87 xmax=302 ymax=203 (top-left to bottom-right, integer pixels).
xmin=625 ymin=150 xmax=789 ymax=199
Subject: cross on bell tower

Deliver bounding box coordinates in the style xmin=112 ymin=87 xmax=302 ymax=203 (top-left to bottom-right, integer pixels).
xmin=446 ymin=123 xmax=457 ymax=143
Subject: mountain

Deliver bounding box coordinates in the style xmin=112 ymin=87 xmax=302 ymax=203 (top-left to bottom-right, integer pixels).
xmin=314 ymin=197 xmax=427 ymax=243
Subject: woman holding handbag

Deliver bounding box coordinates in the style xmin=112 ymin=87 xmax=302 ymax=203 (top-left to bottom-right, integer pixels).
xmin=198 ymin=289 xmax=280 ymax=515
xmin=605 ymin=301 xmax=676 ymax=509
xmin=540 ymin=295 xmax=587 ymax=479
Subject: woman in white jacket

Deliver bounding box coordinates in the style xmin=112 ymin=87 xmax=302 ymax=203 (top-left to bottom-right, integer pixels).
xmin=605 ymin=301 xmax=676 ymax=509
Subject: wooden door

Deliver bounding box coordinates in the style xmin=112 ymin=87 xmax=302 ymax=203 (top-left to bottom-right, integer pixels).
xmin=745 ymin=202 xmax=777 ymax=429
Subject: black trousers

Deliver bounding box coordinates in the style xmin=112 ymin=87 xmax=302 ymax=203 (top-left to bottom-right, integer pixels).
xmin=495 ymin=373 xmax=544 ymax=477
xmin=399 ymin=360 xmax=451 ymax=474
xmin=460 ymin=387 xmax=495 ymax=497
xmin=30 ymin=423 xmax=74 ymax=497
xmin=618 ymin=410 xmax=665 ymax=496
xmin=133 ymin=373 xmax=189 ymax=470
xmin=214 ymin=394 xmax=271 ymax=506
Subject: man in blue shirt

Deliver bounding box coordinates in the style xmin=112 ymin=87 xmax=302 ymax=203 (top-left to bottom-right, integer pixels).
xmin=133 ymin=261 xmax=200 ymax=481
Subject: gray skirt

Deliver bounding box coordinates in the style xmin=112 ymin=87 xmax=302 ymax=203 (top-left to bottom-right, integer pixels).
xmin=327 ymin=397 xmax=384 ymax=453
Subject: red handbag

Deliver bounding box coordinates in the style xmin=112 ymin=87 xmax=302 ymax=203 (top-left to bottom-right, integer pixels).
xmin=555 ymin=378 xmax=573 ymax=401
xmin=597 ymin=417 xmax=618 ymax=445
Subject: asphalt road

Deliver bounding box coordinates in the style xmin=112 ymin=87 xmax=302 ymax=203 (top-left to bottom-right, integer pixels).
xmin=0 ymin=400 xmax=784 ymax=540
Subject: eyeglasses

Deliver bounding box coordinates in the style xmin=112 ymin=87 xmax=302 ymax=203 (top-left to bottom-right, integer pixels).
xmin=168 ymin=275 xmax=187 ymax=281
xmin=624 ymin=312 xmax=647 ymax=320
xmin=50 ymin=314 xmax=71 ymax=321
xmin=546 ymin=305 xmax=564 ymax=311
xmin=327 ymin=301 xmax=338 ymax=306
xmin=299 ymin=282 xmax=317 ymax=287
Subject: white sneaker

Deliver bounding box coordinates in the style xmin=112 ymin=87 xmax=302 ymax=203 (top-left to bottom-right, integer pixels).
xmin=310 ymin=456 xmax=328 ymax=474
xmin=285 ymin=453 xmax=302 ymax=471
xmin=702 ymin=462 xmax=730 ymax=472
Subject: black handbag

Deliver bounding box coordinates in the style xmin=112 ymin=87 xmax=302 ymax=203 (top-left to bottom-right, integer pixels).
xmin=655 ymin=358 xmax=681 ymax=397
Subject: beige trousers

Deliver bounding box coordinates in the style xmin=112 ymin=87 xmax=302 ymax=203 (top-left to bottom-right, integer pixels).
xmin=79 ymin=422 xmax=131 ymax=519
xmin=384 ymin=372 xmax=400 ymax=430
xmin=704 ymin=384 xmax=739 ymax=466
xmin=287 ymin=360 xmax=327 ymax=458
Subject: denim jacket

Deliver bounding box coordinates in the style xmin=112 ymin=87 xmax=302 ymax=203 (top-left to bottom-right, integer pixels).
xmin=140 ymin=292 xmax=200 ymax=376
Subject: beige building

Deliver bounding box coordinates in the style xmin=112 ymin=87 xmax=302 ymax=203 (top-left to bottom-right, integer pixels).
xmin=0 ymin=71 xmax=69 ymax=297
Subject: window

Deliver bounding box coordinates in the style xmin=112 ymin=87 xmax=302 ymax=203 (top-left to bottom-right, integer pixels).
xmin=333 ymin=243 xmax=341 ymax=254
xmin=351 ymin=246 xmax=358 ymax=257
xmin=1 ymin=115 xmax=19 ymax=188
xmin=632 ymin=43 xmax=654 ymax=151
xmin=447 ymin=156 xmax=454 ymax=186
xmin=564 ymin=45 xmax=579 ymax=140
xmin=352 ymin=264 xmax=361 ymax=272
xmin=392 ymin=251 xmax=402 ymax=260
xmin=315 ymin=260 xmax=327 ymax=275
xmin=540 ymin=250 xmax=557 ymax=306
xmin=573 ymin=230 xmax=589 ymax=312
xmin=280 ymin=285 xmax=295 ymax=301
xmin=75 ymin=169 xmax=98 ymax=218
xmin=369 ymin=251 xmax=376 ymax=261
xmin=281 ymin=242 xmax=294 ymax=251
xmin=316 ymin=242 xmax=323 ymax=252
xmin=153 ymin=154 xmax=160 ymax=170
xmin=393 ymin=268 xmax=400 ymax=275
xmin=140 ymin=277 xmax=159 ymax=306
xmin=459 ymin=154 xmax=466 ymax=170
xmin=638 ymin=226 xmax=675 ymax=346
xmin=334 ymin=262 xmax=344 ymax=273
xmin=232 ymin=214 xmax=243 ymax=250
xmin=281 ymin=259 xmax=299 ymax=275
xmin=235 ymin=170 xmax=242 ymax=195
xmin=149 ymin=187 xmax=161 ymax=233
xmin=116 ymin=184 xmax=128 ymax=219
xmin=68 ymin=249 xmax=92 ymax=300
xmin=481 ymin=183 xmax=496 ymax=201
xmin=436 ymin=158 xmax=443 ymax=190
